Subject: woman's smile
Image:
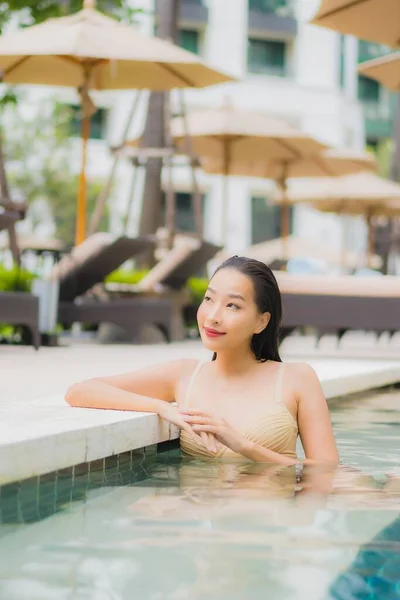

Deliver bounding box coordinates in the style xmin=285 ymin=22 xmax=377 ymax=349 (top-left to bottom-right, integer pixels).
xmin=204 ymin=327 xmax=226 ymax=338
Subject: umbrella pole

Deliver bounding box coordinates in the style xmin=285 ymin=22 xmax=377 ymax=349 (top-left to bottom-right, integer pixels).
xmin=76 ymin=68 xmax=95 ymax=247
xmin=76 ymin=114 xmax=90 ymax=246
xmin=366 ymin=211 xmax=374 ymax=268
xmin=222 ymin=143 xmax=230 ymax=246
xmin=340 ymin=207 xmax=347 ymax=272
xmin=278 ymin=168 xmax=290 ymax=263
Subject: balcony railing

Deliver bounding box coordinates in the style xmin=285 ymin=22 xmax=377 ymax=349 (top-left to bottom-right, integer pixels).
xmin=248 ymin=0 xmax=295 ymax=18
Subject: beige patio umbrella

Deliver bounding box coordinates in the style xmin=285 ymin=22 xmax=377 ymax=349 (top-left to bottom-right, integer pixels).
xmin=173 ymin=104 xmax=375 ymax=245
xmin=274 ymin=172 xmax=400 ymax=267
xmin=170 ymin=101 xmax=329 ymax=245
xmin=310 ymin=0 xmax=400 ymax=48
xmin=0 ymin=0 xmax=233 ymax=245
xmin=358 ymin=52 xmax=400 ymax=91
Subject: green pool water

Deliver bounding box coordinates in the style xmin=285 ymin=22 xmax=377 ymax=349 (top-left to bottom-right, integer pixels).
xmin=1 ymin=388 xmax=400 ymax=600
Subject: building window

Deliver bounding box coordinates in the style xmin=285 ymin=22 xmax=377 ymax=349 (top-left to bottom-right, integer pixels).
xmin=162 ymin=192 xmax=205 ymax=233
xmin=248 ymin=0 xmax=292 ymax=15
xmin=251 ymin=196 xmax=292 ymax=244
xmin=179 ymin=29 xmax=200 ymax=54
xmin=358 ymin=75 xmax=380 ymax=104
xmin=68 ymin=105 xmax=108 ymax=140
xmin=248 ymin=38 xmax=287 ymax=76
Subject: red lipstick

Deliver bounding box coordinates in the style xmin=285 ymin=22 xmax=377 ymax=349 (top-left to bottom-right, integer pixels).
xmin=204 ymin=327 xmax=226 ymax=338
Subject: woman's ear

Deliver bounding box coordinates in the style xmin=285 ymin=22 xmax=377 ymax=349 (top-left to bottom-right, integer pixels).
xmin=255 ymin=312 xmax=271 ymax=335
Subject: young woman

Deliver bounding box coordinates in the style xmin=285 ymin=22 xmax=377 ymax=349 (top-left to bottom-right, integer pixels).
xmin=66 ymin=256 xmax=339 ymax=466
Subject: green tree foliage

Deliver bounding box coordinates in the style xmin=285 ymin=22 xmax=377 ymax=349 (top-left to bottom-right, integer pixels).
xmin=2 ymin=100 xmax=108 ymax=246
xmin=0 ymin=1 xmax=141 ymax=32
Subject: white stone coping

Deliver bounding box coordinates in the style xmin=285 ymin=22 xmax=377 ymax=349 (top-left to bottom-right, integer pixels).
xmin=1 ymin=358 xmax=399 ymax=486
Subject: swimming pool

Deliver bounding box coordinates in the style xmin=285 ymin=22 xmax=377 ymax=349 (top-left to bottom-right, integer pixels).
xmin=0 ymin=387 xmax=399 ymax=599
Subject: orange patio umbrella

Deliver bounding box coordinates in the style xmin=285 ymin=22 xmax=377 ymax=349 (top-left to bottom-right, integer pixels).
xmin=0 ymin=0 xmax=233 ymax=245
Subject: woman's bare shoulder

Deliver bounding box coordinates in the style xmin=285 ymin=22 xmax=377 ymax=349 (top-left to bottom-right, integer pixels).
xmin=283 ymin=362 xmax=324 ymax=404
xmin=284 ymin=361 xmax=318 ymax=380
xmin=174 ymin=358 xmax=201 ymax=377
xmin=174 ymin=358 xmax=203 ymax=403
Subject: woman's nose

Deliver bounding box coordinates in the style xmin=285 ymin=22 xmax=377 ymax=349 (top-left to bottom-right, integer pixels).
xmin=208 ymin=304 xmax=222 ymax=323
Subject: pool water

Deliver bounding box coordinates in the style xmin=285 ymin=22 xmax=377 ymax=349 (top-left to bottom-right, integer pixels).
xmin=1 ymin=388 xmax=400 ymax=600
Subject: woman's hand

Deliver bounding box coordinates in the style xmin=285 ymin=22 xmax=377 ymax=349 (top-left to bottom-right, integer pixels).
xmin=180 ymin=409 xmax=246 ymax=455
xmin=158 ymin=404 xmax=218 ymax=453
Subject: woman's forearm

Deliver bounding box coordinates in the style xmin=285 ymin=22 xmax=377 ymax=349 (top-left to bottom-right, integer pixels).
xmin=65 ymin=379 xmax=166 ymax=414
xmin=239 ymin=440 xmax=299 ymax=466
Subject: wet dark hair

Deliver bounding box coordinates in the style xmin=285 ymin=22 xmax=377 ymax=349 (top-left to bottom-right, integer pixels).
xmin=210 ymin=255 xmax=282 ymax=363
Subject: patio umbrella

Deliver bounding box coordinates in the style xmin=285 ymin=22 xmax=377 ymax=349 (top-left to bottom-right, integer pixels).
xmin=0 ymin=0 xmax=233 ymax=245
xmin=358 ymin=52 xmax=400 ymax=91
xmin=274 ymin=172 xmax=400 ymax=267
xmin=310 ymin=0 xmax=400 ymax=48
xmin=170 ymin=101 xmax=329 ymax=245
xmin=173 ymin=104 xmax=375 ymax=246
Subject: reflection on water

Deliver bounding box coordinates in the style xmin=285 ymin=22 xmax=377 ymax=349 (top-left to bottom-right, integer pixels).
xmin=0 ymin=388 xmax=400 ymax=599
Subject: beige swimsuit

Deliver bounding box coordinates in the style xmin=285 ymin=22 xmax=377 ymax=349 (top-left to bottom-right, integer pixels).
xmin=180 ymin=361 xmax=298 ymax=460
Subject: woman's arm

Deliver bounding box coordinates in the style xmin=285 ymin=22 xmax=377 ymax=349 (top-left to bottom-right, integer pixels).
xmin=293 ymin=362 xmax=339 ymax=466
xmin=65 ymin=359 xmax=196 ymax=413
xmin=66 ymin=359 xmax=219 ymax=452
xmin=238 ymin=441 xmax=299 ymax=465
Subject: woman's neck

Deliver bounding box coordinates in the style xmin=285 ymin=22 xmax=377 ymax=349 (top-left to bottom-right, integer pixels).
xmin=213 ymin=348 xmax=259 ymax=377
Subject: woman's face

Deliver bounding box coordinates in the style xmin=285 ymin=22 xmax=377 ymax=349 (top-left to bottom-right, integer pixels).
xmin=197 ymin=267 xmax=270 ymax=353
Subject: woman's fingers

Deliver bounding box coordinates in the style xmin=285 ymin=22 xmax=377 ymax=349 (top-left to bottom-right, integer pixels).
xmin=192 ymin=424 xmax=218 ymax=434
xmin=208 ymin=433 xmax=219 ymax=453
xmin=179 ymin=420 xmax=218 ymax=453
xmin=182 ymin=415 xmax=214 ymax=425
xmin=180 ymin=409 xmax=210 ymax=417
xmin=200 ymin=431 xmax=218 ymax=453
xmin=181 ymin=421 xmax=198 ymax=439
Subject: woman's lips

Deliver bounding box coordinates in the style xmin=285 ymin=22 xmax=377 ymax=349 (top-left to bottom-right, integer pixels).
xmin=204 ymin=327 xmax=226 ymax=338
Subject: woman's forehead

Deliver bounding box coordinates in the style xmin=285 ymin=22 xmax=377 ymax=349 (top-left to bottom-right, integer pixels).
xmin=209 ymin=268 xmax=254 ymax=296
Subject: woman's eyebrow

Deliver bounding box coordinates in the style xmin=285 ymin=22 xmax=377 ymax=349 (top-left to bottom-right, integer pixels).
xmin=207 ymin=287 xmax=245 ymax=301
xmin=228 ymin=293 xmax=245 ymax=301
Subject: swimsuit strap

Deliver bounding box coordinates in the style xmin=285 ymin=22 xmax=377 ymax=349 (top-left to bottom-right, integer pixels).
xmin=274 ymin=362 xmax=286 ymax=403
xmin=183 ymin=361 xmax=206 ymax=408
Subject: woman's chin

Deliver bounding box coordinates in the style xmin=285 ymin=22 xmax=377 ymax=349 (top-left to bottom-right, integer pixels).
xmin=200 ymin=332 xmax=226 ymax=351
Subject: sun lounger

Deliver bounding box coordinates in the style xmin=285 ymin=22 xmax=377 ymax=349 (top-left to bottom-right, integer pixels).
xmin=49 ymin=232 xmax=155 ymax=302
xmin=0 ymin=292 xmax=40 ymax=349
xmin=103 ymin=235 xmax=221 ymax=340
xmin=275 ymin=272 xmax=400 ymax=343
xmin=51 ymin=232 xmax=220 ymax=342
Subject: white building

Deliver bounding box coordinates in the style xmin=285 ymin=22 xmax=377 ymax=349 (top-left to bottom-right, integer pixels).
xmin=7 ymin=0 xmax=373 ymax=259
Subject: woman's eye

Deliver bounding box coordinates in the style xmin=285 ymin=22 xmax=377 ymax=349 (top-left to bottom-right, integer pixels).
xmin=204 ymin=295 xmax=211 ymax=302
xmin=227 ymin=303 xmax=240 ymax=310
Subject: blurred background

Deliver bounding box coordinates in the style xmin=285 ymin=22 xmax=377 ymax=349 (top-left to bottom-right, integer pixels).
xmin=0 ymin=0 xmax=397 ymax=268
